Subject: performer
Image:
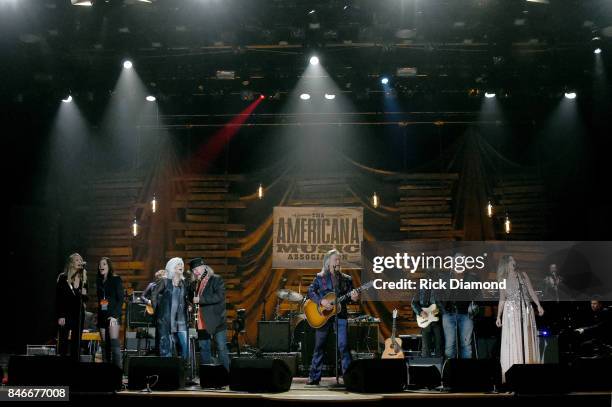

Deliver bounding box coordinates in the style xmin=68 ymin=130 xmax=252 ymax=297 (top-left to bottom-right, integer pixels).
xmin=189 ymin=257 xmax=230 ymax=371
xmin=411 ymin=269 xmax=444 ymax=357
xmin=440 ymin=253 xmax=479 ymax=359
xmin=96 ymin=257 xmax=124 ymax=369
xmin=141 ymin=269 xmax=167 ymax=354
xmin=152 ymin=258 xmax=190 ymax=362
xmin=141 ymin=269 xmax=167 ymax=305
xmin=543 ymin=263 xmax=562 ymax=303
xmin=56 ymin=253 xmax=88 ymax=360
xmin=574 ymin=299 xmax=612 ymax=357
xmin=306 ymin=249 xmax=359 ymax=386
xmin=496 ymin=255 xmax=544 ymax=381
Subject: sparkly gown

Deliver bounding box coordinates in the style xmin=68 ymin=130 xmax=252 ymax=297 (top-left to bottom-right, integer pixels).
xmin=500 ymin=272 xmax=541 ymax=382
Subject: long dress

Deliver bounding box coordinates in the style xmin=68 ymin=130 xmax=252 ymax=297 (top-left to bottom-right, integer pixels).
xmin=500 ymin=272 xmax=540 ymax=382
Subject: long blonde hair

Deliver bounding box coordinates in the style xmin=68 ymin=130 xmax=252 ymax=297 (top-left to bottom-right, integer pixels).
xmin=321 ymin=249 xmax=341 ymax=274
xmin=497 ymin=255 xmax=514 ymax=282
xmin=64 ymin=253 xmax=87 ymax=285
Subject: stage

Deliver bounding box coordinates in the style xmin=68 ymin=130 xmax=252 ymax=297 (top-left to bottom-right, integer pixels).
xmin=90 ymin=378 xmax=611 ymax=405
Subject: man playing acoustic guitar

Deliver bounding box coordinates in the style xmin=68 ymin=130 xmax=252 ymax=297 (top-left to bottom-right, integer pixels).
xmin=306 ymin=249 xmax=359 ymax=386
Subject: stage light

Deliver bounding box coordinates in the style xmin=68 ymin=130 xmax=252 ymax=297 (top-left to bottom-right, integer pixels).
xmin=257 ymin=184 xmax=264 ymax=200
xmin=381 ymin=77 xmax=389 ymax=85
xmin=132 ymin=218 xmax=138 ymax=237
xmin=484 ymin=92 xmax=496 ymax=98
xmin=61 ymin=95 xmax=73 ymax=103
xmin=123 ymin=60 xmax=133 ymax=69
xmin=151 ymin=195 xmax=157 ymax=213
xmin=487 ymin=200 xmax=494 ymax=218
xmin=594 ymin=48 xmax=602 ymax=54
xmin=504 ymin=212 xmax=511 ymax=234
xmin=309 ymin=56 xmax=319 ymax=66
xmin=300 ymin=93 xmax=311 ymax=100
xmin=259 ymin=94 xmax=265 ymax=100
xmin=71 ymin=0 xmax=92 ymax=6
xmin=371 ymin=192 xmax=379 ymax=209
xmin=308 ymin=9 xmax=316 ymax=14
xmin=146 ymin=95 xmax=156 ymax=102
xmin=324 ymin=93 xmax=336 ymax=100
xmin=564 ymin=92 xmax=577 ymax=99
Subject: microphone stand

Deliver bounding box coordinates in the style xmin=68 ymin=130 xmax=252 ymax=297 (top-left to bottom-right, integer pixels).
xmin=75 ymin=266 xmax=86 ymax=362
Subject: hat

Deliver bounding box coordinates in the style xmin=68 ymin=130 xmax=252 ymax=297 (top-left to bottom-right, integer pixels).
xmin=189 ymin=257 xmax=205 ymax=270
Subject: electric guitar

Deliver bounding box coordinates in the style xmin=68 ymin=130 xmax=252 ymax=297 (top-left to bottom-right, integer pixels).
xmin=416 ymin=303 xmax=440 ymax=328
xmin=382 ymin=309 xmax=404 ymax=359
xmin=145 ymin=303 xmax=155 ymax=316
xmin=303 ymin=281 xmax=374 ymax=329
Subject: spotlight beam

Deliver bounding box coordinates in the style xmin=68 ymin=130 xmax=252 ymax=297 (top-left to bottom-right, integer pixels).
xmin=187 ymin=97 xmax=264 ymax=173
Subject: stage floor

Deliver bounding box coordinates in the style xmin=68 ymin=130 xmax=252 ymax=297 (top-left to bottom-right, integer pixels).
xmin=113 ymin=377 xmax=612 ymax=405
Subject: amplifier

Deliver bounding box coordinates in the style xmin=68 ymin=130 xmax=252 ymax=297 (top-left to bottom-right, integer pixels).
xmin=257 ymin=321 xmax=290 ymax=352
xmin=128 ymin=302 xmax=154 ymax=328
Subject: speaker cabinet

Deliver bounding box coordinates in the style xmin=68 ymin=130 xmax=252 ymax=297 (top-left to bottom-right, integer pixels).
xmin=8 ymin=355 xmax=122 ymax=392
xmin=257 ymin=321 xmax=290 ymax=352
xmin=230 ymin=358 xmax=293 ymax=392
xmin=199 ymin=364 xmax=229 ymax=389
xmin=343 ymin=359 xmax=407 ymax=393
xmin=506 ymin=363 xmax=569 ymax=394
xmin=442 ymin=359 xmax=501 ymax=392
xmin=127 ymin=356 xmax=185 ymax=391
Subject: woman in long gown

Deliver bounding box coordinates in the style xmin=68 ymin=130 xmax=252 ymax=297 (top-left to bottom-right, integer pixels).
xmin=496 ymin=255 xmax=545 ymax=382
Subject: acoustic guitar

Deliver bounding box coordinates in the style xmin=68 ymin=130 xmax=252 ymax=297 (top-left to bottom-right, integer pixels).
xmin=303 ymin=281 xmax=373 ymax=329
xmin=416 ymin=303 xmax=440 ymax=328
xmin=382 ymin=309 xmax=404 ymax=359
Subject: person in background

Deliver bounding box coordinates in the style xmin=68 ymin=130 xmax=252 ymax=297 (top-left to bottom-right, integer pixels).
xmin=496 ymin=255 xmax=544 ymax=382
xmin=411 ymin=269 xmax=444 ymax=357
xmin=56 ymin=253 xmax=88 ymax=360
xmin=189 ymin=257 xmax=230 ymax=371
xmin=96 ymin=257 xmax=124 ymax=369
xmin=153 ymin=258 xmax=190 ymax=362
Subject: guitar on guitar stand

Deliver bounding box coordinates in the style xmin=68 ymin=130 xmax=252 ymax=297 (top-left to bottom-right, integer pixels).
xmin=382 ymin=309 xmax=404 ymax=359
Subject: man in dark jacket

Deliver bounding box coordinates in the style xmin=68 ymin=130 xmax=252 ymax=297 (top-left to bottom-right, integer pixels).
xmin=306 ymin=249 xmax=359 ymax=386
xmin=189 ymin=257 xmax=230 ymax=371
xmin=411 ymin=269 xmax=444 ymax=357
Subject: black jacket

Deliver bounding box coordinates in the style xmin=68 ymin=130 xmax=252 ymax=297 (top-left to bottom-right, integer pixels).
xmin=191 ymin=273 xmax=227 ymax=335
xmin=152 ymin=278 xmax=191 ymax=336
xmin=96 ymin=274 xmax=124 ymax=322
xmin=56 ymin=272 xmax=87 ymax=324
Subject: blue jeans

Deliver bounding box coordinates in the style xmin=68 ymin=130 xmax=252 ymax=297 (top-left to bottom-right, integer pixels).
xmin=442 ymin=313 xmax=473 ymax=359
xmin=199 ymin=330 xmax=230 ymax=371
xmin=160 ymin=331 xmax=189 ymax=361
xmin=309 ymin=318 xmax=351 ymax=382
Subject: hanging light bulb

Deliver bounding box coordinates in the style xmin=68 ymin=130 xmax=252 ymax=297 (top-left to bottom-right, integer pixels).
xmin=372 ymin=192 xmax=379 ymax=208
xmin=132 ymin=218 xmax=138 ymax=237
xmin=504 ymin=212 xmax=511 ymax=234
xmin=487 ymin=200 xmax=494 ymax=218
xmin=257 ymin=183 xmax=264 ymax=200
xmin=151 ymin=195 xmax=157 ymax=213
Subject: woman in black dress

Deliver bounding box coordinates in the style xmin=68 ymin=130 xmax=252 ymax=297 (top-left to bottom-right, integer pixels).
xmin=96 ymin=257 xmax=124 ymax=369
xmin=56 ymin=253 xmax=88 ymax=359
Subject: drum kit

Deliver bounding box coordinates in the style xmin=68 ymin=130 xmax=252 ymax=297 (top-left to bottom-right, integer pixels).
xmin=274 ymin=288 xmax=306 ymax=351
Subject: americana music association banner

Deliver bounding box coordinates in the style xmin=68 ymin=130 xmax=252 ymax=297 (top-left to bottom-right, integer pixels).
xmin=272 ymin=207 xmax=364 ymax=269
